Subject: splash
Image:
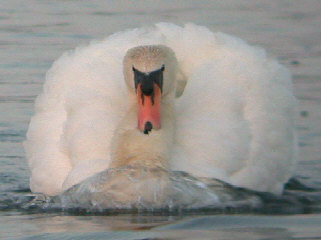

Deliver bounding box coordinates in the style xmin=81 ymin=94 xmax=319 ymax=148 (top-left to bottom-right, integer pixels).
xmin=27 ymin=167 xmax=261 ymax=212
xmin=1 ymin=168 xmax=321 ymax=214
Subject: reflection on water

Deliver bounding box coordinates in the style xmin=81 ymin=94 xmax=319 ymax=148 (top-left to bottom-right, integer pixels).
xmin=1 ymin=213 xmax=321 ymax=240
xmin=1 ymin=0 xmax=321 ymax=239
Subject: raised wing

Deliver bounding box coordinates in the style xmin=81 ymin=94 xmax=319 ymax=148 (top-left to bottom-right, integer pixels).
xmin=25 ymin=44 xmax=128 ymax=195
xmin=171 ymin=33 xmax=297 ymax=194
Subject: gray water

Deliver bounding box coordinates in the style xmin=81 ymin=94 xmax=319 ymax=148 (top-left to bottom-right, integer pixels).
xmin=1 ymin=0 xmax=321 ymax=239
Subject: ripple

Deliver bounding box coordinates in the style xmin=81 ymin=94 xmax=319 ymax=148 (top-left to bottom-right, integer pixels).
xmin=0 ymin=129 xmax=25 ymax=142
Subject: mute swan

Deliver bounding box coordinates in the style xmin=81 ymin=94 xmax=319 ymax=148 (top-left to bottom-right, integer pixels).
xmin=24 ymin=23 xmax=297 ymax=196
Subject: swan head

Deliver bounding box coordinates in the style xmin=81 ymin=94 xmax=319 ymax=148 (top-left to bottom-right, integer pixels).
xmin=123 ymin=45 xmax=178 ymax=134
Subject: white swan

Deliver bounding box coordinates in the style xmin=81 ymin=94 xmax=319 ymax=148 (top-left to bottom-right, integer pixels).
xmin=24 ymin=23 xmax=297 ymax=196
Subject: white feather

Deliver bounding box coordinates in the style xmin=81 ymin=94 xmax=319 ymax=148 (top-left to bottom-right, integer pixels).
xmin=24 ymin=23 xmax=297 ymax=196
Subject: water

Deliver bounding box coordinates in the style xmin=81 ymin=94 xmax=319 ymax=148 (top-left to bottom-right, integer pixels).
xmin=1 ymin=0 xmax=321 ymax=239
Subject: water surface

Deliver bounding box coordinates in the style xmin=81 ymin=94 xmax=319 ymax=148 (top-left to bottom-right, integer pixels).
xmin=1 ymin=0 xmax=321 ymax=239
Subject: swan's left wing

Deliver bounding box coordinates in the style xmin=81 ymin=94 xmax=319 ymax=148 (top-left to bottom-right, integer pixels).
xmin=171 ymin=33 xmax=297 ymax=194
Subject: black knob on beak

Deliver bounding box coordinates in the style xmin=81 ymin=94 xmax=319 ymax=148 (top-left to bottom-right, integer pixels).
xmin=133 ymin=65 xmax=164 ymax=96
xmin=141 ymin=79 xmax=154 ymax=96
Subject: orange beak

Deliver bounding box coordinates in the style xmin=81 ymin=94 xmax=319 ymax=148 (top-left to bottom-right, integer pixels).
xmin=137 ymin=83 xmax=161 ymax=134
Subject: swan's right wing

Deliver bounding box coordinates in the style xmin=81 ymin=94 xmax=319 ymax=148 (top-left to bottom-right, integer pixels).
xmin=24 ymin=43 xmax=129 ymax=195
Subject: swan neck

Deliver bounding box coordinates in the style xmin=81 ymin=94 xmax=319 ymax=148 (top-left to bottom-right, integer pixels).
xmin=110 ymin=97 xmax=175 ymax=169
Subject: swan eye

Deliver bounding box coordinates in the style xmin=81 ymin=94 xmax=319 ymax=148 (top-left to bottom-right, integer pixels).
xmin=133 ymin=67 xmax=143 ymax=90
xmin=150 ymin=69 xmax=163 ymax=93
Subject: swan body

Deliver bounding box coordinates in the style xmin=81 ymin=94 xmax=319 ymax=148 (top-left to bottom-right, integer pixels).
xmin=24 ymin=23 xmax=297 ymax=196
